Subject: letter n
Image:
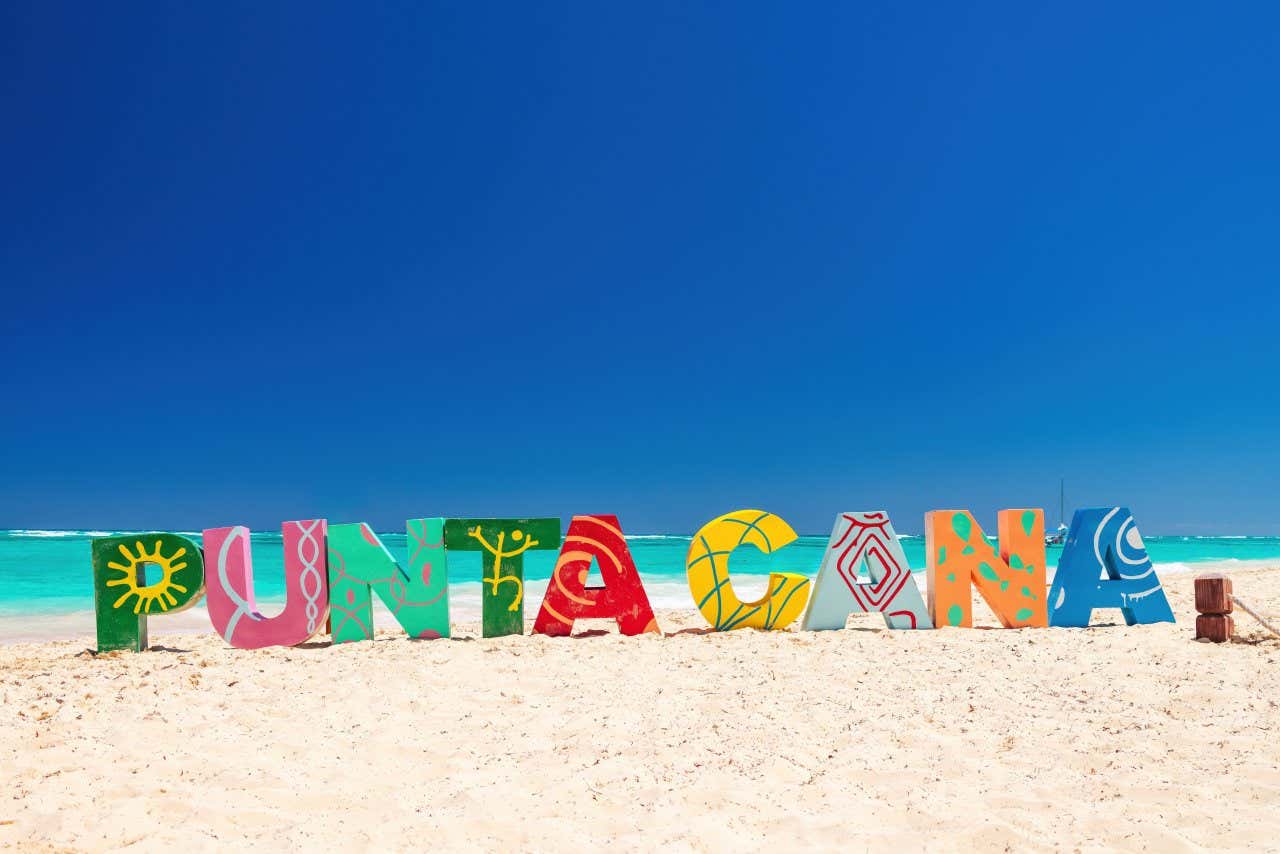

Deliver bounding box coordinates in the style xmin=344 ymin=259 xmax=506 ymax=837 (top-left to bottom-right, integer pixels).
xmin=926 ymin=509 xmax=1047 ymax=628
xmin=327 ymin=519 xmax=450 ymax=642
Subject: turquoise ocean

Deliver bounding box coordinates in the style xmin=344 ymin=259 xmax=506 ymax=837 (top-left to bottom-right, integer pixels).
xmin=3 ymin=528 xmax=1279 ymax=641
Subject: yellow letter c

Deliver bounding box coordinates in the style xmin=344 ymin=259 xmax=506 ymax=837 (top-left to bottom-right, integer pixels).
xmin=685 ymin=509 xmax=810 ymax=631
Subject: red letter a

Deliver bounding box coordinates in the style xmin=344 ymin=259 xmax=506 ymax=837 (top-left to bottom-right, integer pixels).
xmin=533 ymin=514 xmax=659 ymax=636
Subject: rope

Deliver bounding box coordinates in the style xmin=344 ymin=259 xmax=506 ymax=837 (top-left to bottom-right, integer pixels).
xmin=1230 ymin=595 xmax=1280 ymax=640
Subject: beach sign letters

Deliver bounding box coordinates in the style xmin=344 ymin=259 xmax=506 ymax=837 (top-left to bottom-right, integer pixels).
xmin=88 ymin=506 xmax=1175 ymax=652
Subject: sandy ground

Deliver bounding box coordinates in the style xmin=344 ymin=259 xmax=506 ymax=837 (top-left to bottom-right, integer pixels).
xmin=1 ymin=568 xmax=1278 ymax=852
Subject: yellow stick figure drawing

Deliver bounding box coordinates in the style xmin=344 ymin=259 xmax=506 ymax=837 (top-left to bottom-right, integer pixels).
xmin=468 ymin=527 xmax=539 ymax=610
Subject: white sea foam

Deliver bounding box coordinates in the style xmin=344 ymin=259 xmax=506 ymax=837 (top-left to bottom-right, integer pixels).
xmin=5 ymin=529 xmax=216 ymax=537
xmin=1155 ymin=557 xmax=1278 ymax=574
xmin=6 ymin=529 xmax=159 ymax=538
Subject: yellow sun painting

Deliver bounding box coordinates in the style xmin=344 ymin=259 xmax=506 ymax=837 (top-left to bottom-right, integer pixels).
xmin=105 ymin=540 xmax=192 ymax=614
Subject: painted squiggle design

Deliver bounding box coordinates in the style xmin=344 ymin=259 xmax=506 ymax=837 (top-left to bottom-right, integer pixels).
xmin=467 ymin=527 xmax=535 ymax=610
xmin=202 ymin=520 xmax=330 ymax=649
xmin=215 ymin=526 xmax=254 ymax=641
xmin=295 ymin=520 xmax=325 ymax=635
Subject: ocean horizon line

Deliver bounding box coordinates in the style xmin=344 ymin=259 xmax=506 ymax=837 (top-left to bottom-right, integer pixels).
xmin=5 ymin=527 xmax=1280 ymax=540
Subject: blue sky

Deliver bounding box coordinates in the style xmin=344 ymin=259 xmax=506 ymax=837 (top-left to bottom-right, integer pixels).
xmin=2 ymin=2 xmax=1278 ymax=534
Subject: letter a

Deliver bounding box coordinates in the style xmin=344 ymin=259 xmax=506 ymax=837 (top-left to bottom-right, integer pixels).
xmin=1048 ymin=507 xmax=1174 ymax=627
xmin=802 ymin=511 xmax=932 ymax=630
xmin=533 ymin=514 xmax=659 ymax=636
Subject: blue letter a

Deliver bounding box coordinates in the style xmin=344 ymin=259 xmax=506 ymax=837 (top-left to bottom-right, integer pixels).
xmin=1048 ymin=507 xmax=1175 ymax=627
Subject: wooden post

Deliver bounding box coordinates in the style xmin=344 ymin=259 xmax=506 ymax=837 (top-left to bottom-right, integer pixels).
xmin=1194 ymin=574 xmax=1234 ymax=643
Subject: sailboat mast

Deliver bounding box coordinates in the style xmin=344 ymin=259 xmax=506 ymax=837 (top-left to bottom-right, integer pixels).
xmin=1059 ymin=478 xmax=1064 ymax=527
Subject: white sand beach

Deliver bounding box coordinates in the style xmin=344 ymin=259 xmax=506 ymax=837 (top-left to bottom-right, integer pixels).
xmin=1 ymin=567 xmax=1278 ymax=851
